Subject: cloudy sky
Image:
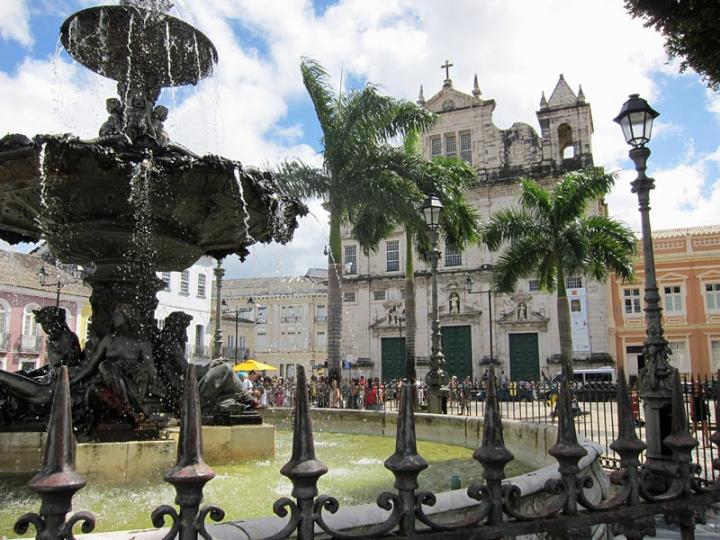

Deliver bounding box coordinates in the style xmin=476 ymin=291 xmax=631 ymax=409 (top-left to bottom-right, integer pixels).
xmin=2 ymin=0 xmax=719 ymax=279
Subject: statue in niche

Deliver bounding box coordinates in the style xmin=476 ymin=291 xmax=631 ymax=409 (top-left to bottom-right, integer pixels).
xmin=99 ymin=97 xmax=124 ymax=137
xmin=449 ymin=291 xmax=460 ymax=314
xmin=154 ymin=311 xmax=259 ymax=419
xmin=151 ymin=105 xmax=169 ymax=145
xmin=516 ymin=301 xmax=528 ymax=320
xmin=388 ymin=306 xmax=397 ymax=325
xmin=72 ymin=303 xmax=156 ymax=425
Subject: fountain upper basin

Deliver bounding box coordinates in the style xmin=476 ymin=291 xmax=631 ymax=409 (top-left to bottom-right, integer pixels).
xmin=0 ymin=135 xmax=306 ymax=270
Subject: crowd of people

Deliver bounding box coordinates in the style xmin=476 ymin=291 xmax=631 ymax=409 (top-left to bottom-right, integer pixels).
xmin=234 ymin=370 xmax=555 ymax=413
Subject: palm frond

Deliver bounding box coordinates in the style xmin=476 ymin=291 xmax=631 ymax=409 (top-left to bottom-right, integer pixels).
xmin=551 ymin=168 xmax=615 ymax=226
xmin=519 ymin=178 xmax=552 ymax=218
xmin=491 ymin=235 xmax=548 ymax=293
xmin=578 ymin=214 xmax=637 ymax=281
xmin=300 ymin=58 xmax=337 ymax=142
xmin=482 ymin=208 xmax=545 ymax=251
xmin=275 ymin=160 xmax=331 ymax=200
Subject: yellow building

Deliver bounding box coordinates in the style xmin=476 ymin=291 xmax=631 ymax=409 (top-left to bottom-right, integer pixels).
xmin=609 ymin=225 xmax=720 ymax=376
xmin=212 ymin=269 xmax=328 ymax=378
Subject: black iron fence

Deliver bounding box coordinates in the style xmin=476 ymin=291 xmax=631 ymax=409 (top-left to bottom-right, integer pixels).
xmin=11 ymin=365 xmax=720 ymax=539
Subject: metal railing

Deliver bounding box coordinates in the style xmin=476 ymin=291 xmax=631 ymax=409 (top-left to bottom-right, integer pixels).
xmin=18 ymin=335 xmax=43 ymax=353
xmin=13 ymin=364 xmax=720 ymax=539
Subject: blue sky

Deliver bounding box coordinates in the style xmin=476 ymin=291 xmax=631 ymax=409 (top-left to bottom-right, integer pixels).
xmin=2 ymin=0 xmax=719 ymax=279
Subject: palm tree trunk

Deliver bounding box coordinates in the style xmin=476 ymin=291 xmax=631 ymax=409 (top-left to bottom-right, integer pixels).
xmin=555 ymin=266 xmax=574 ymax=370
xmin=404 ymin=230 xmax=416 ymax=382
xmin=327 ymin=208 xmax=343 ymax=382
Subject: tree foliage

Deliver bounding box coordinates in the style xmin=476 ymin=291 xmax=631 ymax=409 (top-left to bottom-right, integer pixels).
xmin=276 ymin=58 xmax=436 ymax=381
xmin=625 ymin=0 xmax=720 ymax=90
xmin=482 ymin=168 xmax=636 ymax=367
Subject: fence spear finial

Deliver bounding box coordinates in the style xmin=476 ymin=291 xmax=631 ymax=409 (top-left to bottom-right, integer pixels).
xmin=14 ymin=366 xmax=95 ymax=539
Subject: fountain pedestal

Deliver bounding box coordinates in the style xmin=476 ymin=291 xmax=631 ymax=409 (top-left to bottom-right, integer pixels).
xmin=0 ymin=432 xmax=175 ymax=484
xmin=0 ymin=425 xmax=275 ymax=483
xmin=167 ymin=424 xmax=275 ymax=464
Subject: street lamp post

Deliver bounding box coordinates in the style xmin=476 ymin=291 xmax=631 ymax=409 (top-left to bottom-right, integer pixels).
xmin=222 ymin=296 xmax=254 ymax=364
xmin=213 ymin=259 xmax=225 ymax=359
xmin=614 ymin=94 xmax=673 ymax=490
xmin=37 ymin=266 xmax=66 ymax=307
xmin=465 ymin=274 xmax=497 ymax=365
xmin=422 ymin=195 xmax=449 ymax=414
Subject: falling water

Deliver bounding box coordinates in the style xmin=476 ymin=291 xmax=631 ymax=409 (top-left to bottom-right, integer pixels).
xmin=234 ymin=167 xmax=253 ymax=244
xmin=37 ymin=143 xmax=48 ymax=218
xmin=122 ymin=11 xmax=135 ymax=116
xmin=192 ymin=32 xmax=202 ymax=83
xmin=165 ymin=20 xmax=178 ymax=111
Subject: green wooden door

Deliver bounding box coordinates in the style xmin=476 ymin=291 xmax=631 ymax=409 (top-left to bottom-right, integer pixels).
xmin=440 ymin=325 xmax=472 ymax=379
xmin=381 ymin=337 xmax=406 ymax=382
xmin=509 ymin=333 xmax=539 ymax=381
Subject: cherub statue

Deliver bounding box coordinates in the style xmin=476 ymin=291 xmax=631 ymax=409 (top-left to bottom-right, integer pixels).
xmin=99 ymin=97 xmax=124 ymax=137
xmin=151 ymin=105 xmax=169 ymax=145
xmin=124 ymin=90 xmax=152 ymax=141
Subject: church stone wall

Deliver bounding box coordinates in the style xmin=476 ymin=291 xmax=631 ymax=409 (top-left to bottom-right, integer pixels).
xmin=340 ymin=73 xmax=611 ymax=382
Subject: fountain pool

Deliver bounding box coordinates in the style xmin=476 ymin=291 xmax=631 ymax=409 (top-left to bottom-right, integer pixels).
xmin=0 ymin=429 xmax=531 ymax=536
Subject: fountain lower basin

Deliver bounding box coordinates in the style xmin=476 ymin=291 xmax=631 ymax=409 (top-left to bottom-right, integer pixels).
xmin=0 ymin=426 xmax=529 ymax=537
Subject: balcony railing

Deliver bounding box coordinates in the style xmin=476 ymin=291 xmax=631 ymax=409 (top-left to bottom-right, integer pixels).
xmin=18 ymin=335 xmax=43 ymax=353
xmin=223 ymin=346 xmax=249 ymax=360
xmin=185 ymin=345 xmax=210 ymax=359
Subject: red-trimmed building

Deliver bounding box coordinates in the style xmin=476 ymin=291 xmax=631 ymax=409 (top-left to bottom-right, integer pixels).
xmin=0 ymin=250 xmax=90 ymax=372
xmin=609 ymin=225 xmax=720 ymax=377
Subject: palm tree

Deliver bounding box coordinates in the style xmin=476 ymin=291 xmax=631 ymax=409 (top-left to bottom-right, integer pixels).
xmin=482 ymin=168 xmax=635 ymax=370
xmin=278 ymin=59 xmax=435 ymax=381
xmin=351 ymin=130 xmax=481 ymax=381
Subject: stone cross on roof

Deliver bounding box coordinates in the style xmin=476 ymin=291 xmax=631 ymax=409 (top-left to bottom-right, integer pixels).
xmin=441 ymin=60 xmax=453 ymax=87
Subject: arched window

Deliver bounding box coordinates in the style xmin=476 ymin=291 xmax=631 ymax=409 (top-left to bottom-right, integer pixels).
xmin=0 ymin=300 xmax=10 ymax=350
xmin=0 ymin=300 xmax=9 ymax=333
xmin=22 ymin=304 xmax=41 ymax=350
xmin=558 ymin=123 xmax=575 ymax=159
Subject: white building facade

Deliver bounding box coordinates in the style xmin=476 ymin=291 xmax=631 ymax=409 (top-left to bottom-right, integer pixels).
xmin=340 ymin=72 xmax=611 ymax=383
xmin=155 ymin=256 xmax=214 ymax=360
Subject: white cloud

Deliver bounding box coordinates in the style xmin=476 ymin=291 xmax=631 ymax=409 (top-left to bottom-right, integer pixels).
xmin=2 ymin=0 xmax=717 ymax=277
xmin=606 ymin=148 xmax=720 ymax=233
xmin=0 ymin=0 xmax=32 ymax=46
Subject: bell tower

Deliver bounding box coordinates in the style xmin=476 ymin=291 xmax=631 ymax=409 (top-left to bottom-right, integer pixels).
xmin=537 ymin=74 xmax=594 ymax=169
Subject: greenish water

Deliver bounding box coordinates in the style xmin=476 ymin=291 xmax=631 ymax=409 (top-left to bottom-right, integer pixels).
xmin=1 ymin=431 xmax=531 ymax=536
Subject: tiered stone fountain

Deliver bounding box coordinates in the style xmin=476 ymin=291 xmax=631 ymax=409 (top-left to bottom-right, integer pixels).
xmin=0 ymin=0 xmax=305 ymax=463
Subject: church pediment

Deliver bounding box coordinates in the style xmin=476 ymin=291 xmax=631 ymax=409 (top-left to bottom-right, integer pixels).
xmin=496 ymin=292 xmax=549 ymax=328
xmin=425 ymin=87 xmax=481 ymax=113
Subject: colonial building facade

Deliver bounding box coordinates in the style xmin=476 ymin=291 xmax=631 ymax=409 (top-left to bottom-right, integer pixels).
xmin=609 ymin=225 xmax=720 ymax=377
xmin=214 ymin=269 xmax=328 ymax=378
xmin=0 ymin=250 xmax=91 ymax=372
xmin=340 ymin=71 xmax=612 ymax=382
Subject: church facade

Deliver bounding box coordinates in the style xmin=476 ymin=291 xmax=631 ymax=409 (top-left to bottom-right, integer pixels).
xmin=339 ymin=69 xmax=612 ymax=383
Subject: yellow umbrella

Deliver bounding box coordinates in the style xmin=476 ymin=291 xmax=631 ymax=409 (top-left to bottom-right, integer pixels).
xmin=232 ymin=359 xmax=278 ymax=372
